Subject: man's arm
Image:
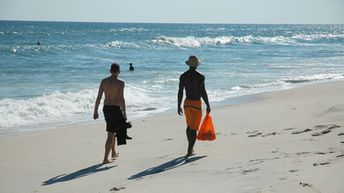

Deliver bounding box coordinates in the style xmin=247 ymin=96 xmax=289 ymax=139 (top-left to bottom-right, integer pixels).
xmin=119 ymin=81 xmax=127 ymax=120
xmin=93 ymin=80 xmax=104 ymax=119
xmin=177 ymin=76 xmax=184 ymax=115
xmin=200 ymin=76 xmax=211 ymax=113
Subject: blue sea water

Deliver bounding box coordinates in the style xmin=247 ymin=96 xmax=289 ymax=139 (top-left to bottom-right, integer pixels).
xmin=1 ymin=21 xmax=344 ymax=134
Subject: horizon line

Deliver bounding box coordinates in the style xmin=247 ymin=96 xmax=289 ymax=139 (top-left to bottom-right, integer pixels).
xmin=1 ymin=19 xmax=343 ymax=25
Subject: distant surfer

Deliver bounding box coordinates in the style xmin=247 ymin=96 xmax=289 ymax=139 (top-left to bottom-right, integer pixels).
xmin=177 ymin=55 xmax=211 ymax=158
xmin=129 ymin=63 xmax=134 ymax=71
xmin=37 ymin=41 xmax=41 ymax=45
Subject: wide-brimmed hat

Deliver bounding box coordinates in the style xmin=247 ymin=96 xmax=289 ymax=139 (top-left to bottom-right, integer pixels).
xmin=185 ymin=55 xmax=201 ymax=67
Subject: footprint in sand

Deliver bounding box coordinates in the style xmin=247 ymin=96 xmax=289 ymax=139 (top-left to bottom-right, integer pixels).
xmin=247 ymin=130 xmax=262 ymax=137
xmin=262 ymin=132 xmax=278 ymax=137
xmin=241 ymin=168 xmax=259 ymax=175
xmin=248 ymin=133 xmax=262 ymax=137
xmin=110 ymin=186 xmax=126 ymax=192
xmin=291 ymin=128 xmax=312 ymax=135
xmin=296 ymin=152 xmax=312 ymax=156
xmin=313 ymin=162 xmax=330 ymax=166
xmin=314 ymin=151 xmax=334 ymax=155
xmin=289 ymin=169 xmax=299 ymax=173
xmin=311 ymin=124 xmax=340 ymax=136
xmin=284 ymin=127 xmax=296 ymax=131
xmin=300 ymin=182 xmax=312 ymax=187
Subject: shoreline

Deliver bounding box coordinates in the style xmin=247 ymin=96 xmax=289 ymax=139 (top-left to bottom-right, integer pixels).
xmin=2 ymin=78 xmax=343 ymax=137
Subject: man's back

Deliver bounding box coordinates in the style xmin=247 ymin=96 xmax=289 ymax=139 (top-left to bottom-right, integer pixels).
xmin=180 ymin=69 xmax=205 ymax=100
xmin=101 ymin=76 xmax=124 ymax=106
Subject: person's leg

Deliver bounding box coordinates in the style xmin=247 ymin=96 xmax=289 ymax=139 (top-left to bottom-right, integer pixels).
xmin=186 ymin=127 xmax=196 ymax=156
xmin=111 ymin=134 xmax=118 ymax=159
xmin=103 ymin=132 xmax=115 ymax=164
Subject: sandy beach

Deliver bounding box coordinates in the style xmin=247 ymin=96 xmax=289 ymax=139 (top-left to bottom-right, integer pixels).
xmin=1 ymin=80 xmax=344 ymax=193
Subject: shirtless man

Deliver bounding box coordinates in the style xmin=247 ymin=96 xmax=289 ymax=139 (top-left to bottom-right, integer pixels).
xmin=177 ymin=55 xmax=211 ymax=157
xmin=94 ymin=63 xmax=127 ymax=164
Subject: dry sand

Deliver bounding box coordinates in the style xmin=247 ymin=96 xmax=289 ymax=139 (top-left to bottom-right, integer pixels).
xmin=1 ymin=81 xmax=344 ymax=193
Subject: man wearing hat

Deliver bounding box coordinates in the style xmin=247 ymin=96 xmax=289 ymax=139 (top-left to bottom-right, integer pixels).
xmin=177 ymin=55 xmax=211 ymax=157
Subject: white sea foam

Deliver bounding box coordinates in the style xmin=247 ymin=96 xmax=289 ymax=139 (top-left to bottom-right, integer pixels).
xmin=280 ymin=74 xmax=344 ymax=84
xmin=0 ymin=85 xmax=170 ymax=133
xmin=153 ymin=33 xmax=344 ymax=48
xmin=207 ymin=73 xmax=344 ymax=103
xmin=292 ymin=34 xmax=344 ymax=41
xmin=153 ymin=35 xmax=298 ymax=47
xmin=153 ymin=36 xmax=201 ymax=47
xmin=104 ymin=41 xmax=140 ymax=49
xmin=0 ymin=89 xmax=96 ymax=131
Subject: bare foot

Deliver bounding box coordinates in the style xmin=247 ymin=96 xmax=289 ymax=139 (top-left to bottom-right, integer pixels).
xmin=102 ymin=159 xmax=112 ymax=164
xmin=111 ymin=152 xmax=119 ymax=160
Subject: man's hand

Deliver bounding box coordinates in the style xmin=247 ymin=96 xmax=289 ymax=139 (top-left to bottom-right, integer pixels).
xmin=93 ymin=111 xmax=99 ymax=120
xmin=206 ymin=106 xmax=211 ymax=113
xmin=178 ymin=107 xmax=183 ymax=115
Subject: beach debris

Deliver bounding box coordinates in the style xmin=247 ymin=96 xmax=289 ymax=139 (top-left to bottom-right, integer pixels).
xmin=300 ymin=182 xmax=312 ymax=187
xmin=291 ymin=128 xmax=312 ymax=135
xmin=336 ymin=154 xmax=344 ymax=158
xmin=338 ymin=132 xmax=344 ymax=136
xmin=288 ymin=169 xmax=299 ymax=173
xmin=110 ymin=186 xmax=125 ymax=192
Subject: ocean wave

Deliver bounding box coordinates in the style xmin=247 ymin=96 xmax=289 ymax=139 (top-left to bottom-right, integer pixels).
xmin=103 ymin=41 xmax=141 ymax=49
xmin=1 ymin=43 xmax=135 ymax=54
xmin=3 ymin=41 xmax=142 ymax=53
xmin=0 ymin=85 xmax=169 ymax=131
xmin=152 ymin=34 xmax=343 ymax=47
xmin=0 ymin=89 xmax=96 ymax=130
xmin=153 ymin=35 xmax=297 ymax=47
xmin=292 ymin=34 xmax=344 ymax=41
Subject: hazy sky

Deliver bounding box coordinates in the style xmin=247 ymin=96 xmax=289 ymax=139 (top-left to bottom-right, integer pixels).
xmin=1 ymin=0 xmax=343 ymax=24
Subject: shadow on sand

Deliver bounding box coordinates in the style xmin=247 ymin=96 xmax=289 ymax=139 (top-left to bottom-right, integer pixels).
xmin=42 ymin=163 xmax=117 ymax=186
xmin=128 ymin=155 xmax=207 ymax=180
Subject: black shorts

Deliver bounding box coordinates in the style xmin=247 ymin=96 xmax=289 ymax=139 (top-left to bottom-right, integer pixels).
xmin=103 ymin=105 xmax=125 ymax=133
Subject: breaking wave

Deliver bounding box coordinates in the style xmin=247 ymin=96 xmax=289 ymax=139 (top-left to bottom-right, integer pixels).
xmin=153 ymin=33 xmax=344 ymax=47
